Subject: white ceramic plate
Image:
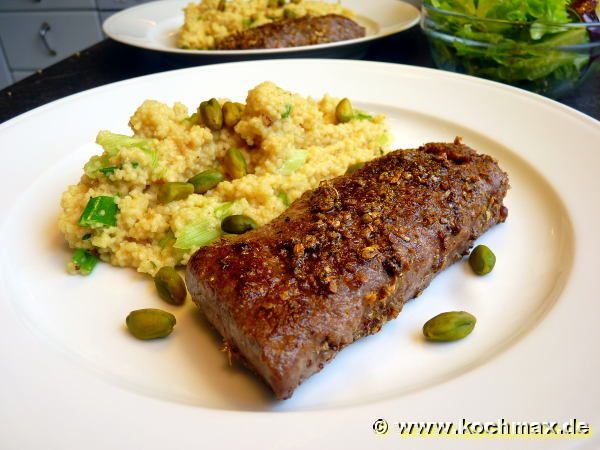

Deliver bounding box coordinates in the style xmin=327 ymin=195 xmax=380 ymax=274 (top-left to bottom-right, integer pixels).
xmin=103 ymin=0 xmax=420 ymax=56
xmin=1 ymin=60 xmax=599 ymax=450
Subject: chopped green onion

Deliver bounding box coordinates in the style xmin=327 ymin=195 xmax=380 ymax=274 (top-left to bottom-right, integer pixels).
xmin=99 ymin=166 xmax=118 ymax=175
xmin=375 ymin=133 xmax=392 ymax=155
xmin=82 ymin=233 xmax=92 ymax=241
xmin=278 ymin=150 xmax=307 ymax=175
xmin=353 ymin=109 xmax=373 ymax=120
xmin=147 ymin=149 xmax=158 ymax=170
xmin=96 ymin=131 xmax=157 ymax=170
xmin=96 ymin=131 xmax=154 ymax=155
xmin=183 ymin=112 xmax=199 ymax=124
xmin=158 ymin=230 xmax=176 ymax=248
xmin=345 ymin=162 xmax=365 ymax=175
xmin=152 ymin=165 xmax=167 ymax=180
xmin=377 ymin=133 xmax=391 ymax=148
xmin=242 ymin=18 xmax=255 ymax=27
xmin=83 ymin=156 xmax=103 ymax=178
xmin=78 ymin=196 xmax=118 ymax=228
xmin=131 ymin=162 xmax=139 ymax=168
xmin=85 ymin=132 xmax=156 ymax=179
xmin=277 ymin=191 xmax=290 ymax=207
xmin=71 ymin=249 xmax=98 ymax=275
xmin=281 ymin=104 xmax=292 ymax=119
xmin=214 ymin=201 xmax=234 ymax=220
xmin=174 ymin=219 xmax=222 ymax=250
xmin=283 ymin=8 xmax=298 ymax=19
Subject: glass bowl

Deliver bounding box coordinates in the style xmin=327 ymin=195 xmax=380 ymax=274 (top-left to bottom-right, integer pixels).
xmin=420 ymin=3 xmax=600 ymax=98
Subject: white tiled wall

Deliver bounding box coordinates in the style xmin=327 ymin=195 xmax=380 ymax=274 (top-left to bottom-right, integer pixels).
xmin=0 ymin=0 xmax=153 ymax=89
xmin=0 ymin=44 xmax=12 ymax=88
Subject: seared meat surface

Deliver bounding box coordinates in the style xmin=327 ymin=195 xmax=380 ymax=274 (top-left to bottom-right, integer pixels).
xmin=216 ymin=14 xmax=365 ymax=50
xmin=186 ymin=140 xmax=509 ymax=399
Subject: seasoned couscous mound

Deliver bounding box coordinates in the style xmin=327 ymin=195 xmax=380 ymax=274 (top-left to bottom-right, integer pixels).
xmin=59 ymin=82 xmax=390 ymax=275
xmin=177 ymin=0 xmax=354 ymax=49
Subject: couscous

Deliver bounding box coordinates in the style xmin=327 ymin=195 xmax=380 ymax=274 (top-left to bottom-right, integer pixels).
xmin=177 ymin=0 xmax=355 ymax=49
xmin=59 ymin=81 xmax=391 ymax=275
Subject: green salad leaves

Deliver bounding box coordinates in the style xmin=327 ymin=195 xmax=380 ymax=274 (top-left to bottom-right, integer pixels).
xmin=429 ymin=0 xmax=571 ymax=23
xmin=425 ymin=0 xmax=592 ymax=96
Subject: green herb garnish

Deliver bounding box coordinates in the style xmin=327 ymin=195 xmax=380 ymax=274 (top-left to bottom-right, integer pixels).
xmin=99 ymin=166 xmax=118 ymax=175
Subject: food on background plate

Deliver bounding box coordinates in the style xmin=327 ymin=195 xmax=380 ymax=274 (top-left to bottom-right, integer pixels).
xmin=216 ymin=14 xmax=366 ymax=50
xmin=186 ymin=139 xmax=509 ymax=399
xmin=58 ymin=82 xmax=390 ymax=275
xmin=178 ymin=0 xmax=361 ymax=50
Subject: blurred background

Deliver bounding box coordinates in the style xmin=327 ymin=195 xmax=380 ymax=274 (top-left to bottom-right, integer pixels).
xmin=0 ymin=0 xmax=422 ymax=89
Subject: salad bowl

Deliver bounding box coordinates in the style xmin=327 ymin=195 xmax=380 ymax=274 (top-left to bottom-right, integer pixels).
xmin=421 ymin=1 xmax=600 ymax=97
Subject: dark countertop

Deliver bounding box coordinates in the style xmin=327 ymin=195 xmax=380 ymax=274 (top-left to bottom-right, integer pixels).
xmin=1 ymin=27 xmax=599 ymax=123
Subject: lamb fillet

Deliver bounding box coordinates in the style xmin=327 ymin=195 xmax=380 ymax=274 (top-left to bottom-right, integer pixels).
xmin=216 ymin=14 xmax=365 ymax=50
xmin=186 ymin=140 xmax=509 ymax=399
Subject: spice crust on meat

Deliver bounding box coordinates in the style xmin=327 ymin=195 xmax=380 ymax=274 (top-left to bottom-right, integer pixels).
xmin=186 ymin=138 xmax=509 ymax=399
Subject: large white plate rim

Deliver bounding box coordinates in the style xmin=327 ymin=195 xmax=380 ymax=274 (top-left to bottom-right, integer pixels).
xmin=0 ymin=60 xmax=599 ymax=450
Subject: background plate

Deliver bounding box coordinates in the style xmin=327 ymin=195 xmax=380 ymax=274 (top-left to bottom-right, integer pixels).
xmin=103 ymin=0 xmax=421 ymax=56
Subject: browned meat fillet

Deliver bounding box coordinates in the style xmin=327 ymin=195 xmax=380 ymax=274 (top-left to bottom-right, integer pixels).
xmin=186 ymin=139 xmax=509 ymax=400
xmin=216 ymin=14 xmax=366 ymax=50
